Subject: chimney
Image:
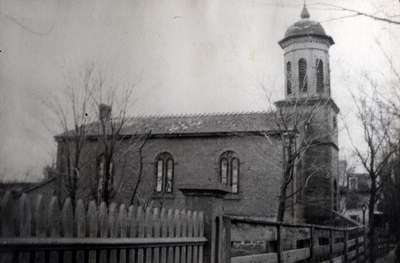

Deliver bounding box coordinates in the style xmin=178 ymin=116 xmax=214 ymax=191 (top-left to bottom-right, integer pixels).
xmin=99 ymin=104 xmax=112 ymax=121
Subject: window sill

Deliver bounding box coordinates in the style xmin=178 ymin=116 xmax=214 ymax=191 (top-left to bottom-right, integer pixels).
xmin=151 ymin=192 xmax=175 ymax=199
xmin=224 ymin=193 xmax=242 ymax=200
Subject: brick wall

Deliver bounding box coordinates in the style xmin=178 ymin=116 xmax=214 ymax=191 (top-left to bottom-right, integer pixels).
xmin=57 ymin=134 xmax=284 ymax=218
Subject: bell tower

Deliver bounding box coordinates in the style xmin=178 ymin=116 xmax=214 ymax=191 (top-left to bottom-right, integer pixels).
xmin=279 ymin=4 xmax=334 ymax=99
xmin=275 ymin=4 xmax=340 ymax=224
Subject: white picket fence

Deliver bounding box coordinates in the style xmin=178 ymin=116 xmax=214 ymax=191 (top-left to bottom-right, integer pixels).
xmin=0 ymin=192 xmax=206 ymax=263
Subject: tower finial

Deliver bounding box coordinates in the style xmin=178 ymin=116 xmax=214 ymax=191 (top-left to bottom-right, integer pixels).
xmin=301 ymin=1 xmax=310 ymax=19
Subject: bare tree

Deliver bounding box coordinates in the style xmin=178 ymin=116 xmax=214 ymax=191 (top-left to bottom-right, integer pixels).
xmin=129 ymin=131 xmax=152 ymax=205
xmin=346 ymin=93 xmax=398 ymax=263
xmin=374 ymin=40 xmax=400 ymax=254
xmin=80 ymin=67 xmax=151 ymax=205
xmin=48 ymin=64 xmax=152 ymax=207
xmin=258 ymin=81 xmax=339 ymax=223
xmin=312 ymin=2 xmax=400 ymax=25
xmin=93 ymin=101 xmax=133 ymax=205
xmin=48 ymin=64 xmax=97 ymax=207
xmin=340 ymin=36 xmax=400 ymax=261
xmin=381 ymin=150 xmax=400 ymax=242
xmin=274 ymin=97 xmax=338 ymax=222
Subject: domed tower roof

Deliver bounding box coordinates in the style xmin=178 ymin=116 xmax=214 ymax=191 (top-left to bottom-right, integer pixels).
xmin=279 ymin=5 xmax=334 ymax=48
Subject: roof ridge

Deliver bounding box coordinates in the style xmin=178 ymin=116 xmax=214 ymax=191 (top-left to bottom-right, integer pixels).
xmin=131 ymin=111 xmax=270 ymax=119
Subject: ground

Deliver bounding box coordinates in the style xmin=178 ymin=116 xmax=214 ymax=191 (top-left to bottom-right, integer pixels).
xmin=376 ymin=248 xmax=397 ymax=263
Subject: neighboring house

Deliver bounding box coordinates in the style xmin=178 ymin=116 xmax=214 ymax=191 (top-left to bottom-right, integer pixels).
xmin=343 ymin=173 xmax=370 ymax=224
xmin=23 ymin=177 xmax=58 ymax=202
xmin=55 ymin=6 xmax=340 ymax=224
xmin=0 ymin=182 xmax=35 ymax=198
xmin=0 ymin=177 xmax=57 ymax=202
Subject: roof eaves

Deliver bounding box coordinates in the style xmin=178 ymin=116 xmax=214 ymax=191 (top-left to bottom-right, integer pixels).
xmin=56 ymin=129 xmax=283 ymax=141
xmin=23 ymin=177 xmax=57 ymax=194
xmin=279 ymin=33 xmax=334 ymax=48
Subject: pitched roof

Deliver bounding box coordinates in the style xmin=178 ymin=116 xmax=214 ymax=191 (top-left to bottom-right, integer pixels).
xmin=57 ymin=111 xmax=278 ymax=138
xmin=121 ymin=111 xmax=277 ymax=135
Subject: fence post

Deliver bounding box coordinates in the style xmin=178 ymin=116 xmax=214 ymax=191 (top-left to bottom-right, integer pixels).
xmin=277 ymin=224 xmax=282 ymax=263
xmin=0 ymin=191 xmax=16 ymax=237
xmin=309 ymin=226 xmax=314 ymax=262
xmin=98 ymin=202 xmax=108 ymax=263
xmin=355 ymin=229 xmax=360 ymax=263
xmin=75 ymin=199 xmax=86 ymax=263
xmin=221 ymin=216 xmax=231 ymax=263
xmin=88 ymin=201 xmax=98 ymax=263
xmin=364 ymin=228 xmax=367 ymax=263
xmin=344 ymin=230 xmax=348 ymax=263
xmin=62 ymin=198 xmax=73 ymax=263
xmin=329 ymin=229 xmax=334 ymax=261
xmin=386 ymin=233 xmax=391 ymax=254
xmin=180 ymin=184 xmax=229 ymax=263
xmin=118 ymin=204 xmax=128 ymax=263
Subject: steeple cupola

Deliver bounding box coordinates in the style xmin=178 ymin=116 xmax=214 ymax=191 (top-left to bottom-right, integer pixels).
xmin=279 ymin=5 xmax=334 ymax=99
xmin=300 ymin=4 xmax=310 ymax=19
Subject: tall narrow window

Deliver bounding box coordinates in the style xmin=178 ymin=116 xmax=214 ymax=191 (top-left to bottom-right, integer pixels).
xmin=219 ymin=151 xmax=240 ymax=194
xmin=156 ymin=159 xmax=163 ymax=192
xmin=220 ymin=158 xmax=228 ymax=185
xmin=154 ymin=152 xmax=174 ymax=193
xmin=286 ymin=62 xmax=292 ymax=95
xmin=231 ymin=158 xmax=239 ymax=193
xmin=316 ymin=59 xmax=324 ymax=93
xmin=166 ymin=159 xmax=174 ymax=193
xmin=298 ymin=58 xmax=307 ymax=92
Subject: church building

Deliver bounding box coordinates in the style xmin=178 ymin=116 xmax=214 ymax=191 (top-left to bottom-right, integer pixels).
xmin=56 ymin=5 xmax=340 ymax=224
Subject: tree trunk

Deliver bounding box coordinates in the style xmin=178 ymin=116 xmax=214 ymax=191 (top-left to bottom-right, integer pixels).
xmin=369 ymin=178 xmax=377 ymax=263
xmin=277 ymin=184 xmax=288 ymax=222
xmin=276 ymin=141 xmax=294 ymax=222
xmin=101 ymin=149 xmax=114 ymax=205
xmin=102 ymin=158 xmax=110 ymax=205
xmin=277 ymin=166 xmax=291 ymax=222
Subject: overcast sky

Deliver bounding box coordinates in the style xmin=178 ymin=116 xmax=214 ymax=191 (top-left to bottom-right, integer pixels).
xmin=1 ymin=0 xmax=400 ymax=181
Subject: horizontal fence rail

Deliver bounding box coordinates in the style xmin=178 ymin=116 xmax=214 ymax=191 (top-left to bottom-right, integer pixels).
xmin=224 ymin=215 xmax=377 ymax=263
xmin=0 ymin=237 xmax=207 ymax=250
xmin=0 ymin=192 xmax=205 ymax=263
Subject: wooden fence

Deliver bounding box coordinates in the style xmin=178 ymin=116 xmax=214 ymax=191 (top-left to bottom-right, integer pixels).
xmin=223 ymin=215 xmax=371 ymax=263
xmin=0 ymin=191 xmax=393 ymax=263
xmin=0 ymin=192 xmax=206 ymax=263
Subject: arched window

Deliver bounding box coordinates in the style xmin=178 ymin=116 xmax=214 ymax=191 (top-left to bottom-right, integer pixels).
xmin=155 ymin=152 xmax=174 ymax=193
xmin=298 ymin=58 xmax=307 ymax=92
xmin=316 ymin=59 xmax=324 ymax=93
xmin=219 ymin=151 xmax=240 ymax=194
xmin=286 ymin=62 xmax=292 ymax=95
